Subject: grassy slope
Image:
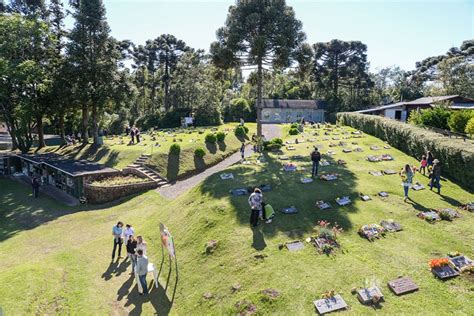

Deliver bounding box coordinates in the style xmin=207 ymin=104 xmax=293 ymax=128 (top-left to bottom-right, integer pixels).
xmin=146 ymin=123 xmax=256 ymax=181
xmin=34 ymin=123 xmax=255 ymax=176
xmin=0 ymin=124 xmax=473 ymax=315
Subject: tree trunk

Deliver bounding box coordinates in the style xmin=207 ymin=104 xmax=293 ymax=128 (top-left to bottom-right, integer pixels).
xmin=82 ymin=104 xmax=89 ymax=144
xmin=36 ymin=114 xmax=46 ymax=149
xmin=164 ymin=55 xmax=170 ymax=110
xmin=91 ymin=104 xmax=100 ymax=145
xmin=58 ymin=111 xmax=66 ymax=144
xmin=256 ymin=60 xmax=263 ymax=137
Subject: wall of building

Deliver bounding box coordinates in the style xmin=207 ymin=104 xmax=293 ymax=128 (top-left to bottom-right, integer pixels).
xmin=262 ymin=108 xmax=325 ymax=123
xmin=84 ymin=180 xmax=157 ymax=204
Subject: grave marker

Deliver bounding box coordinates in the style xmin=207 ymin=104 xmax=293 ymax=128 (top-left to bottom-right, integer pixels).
xmin=431 ymin=265 xmax=459 ymax=279
xmin=357 ymin=286 xmax=384 ymax=305
xmin=449 ymin=255 xmax=473 ymax=271
xmin=313 ymin=295 xmax=348 ymax=314
xmin=286 ymin=241 xmax=305 ymax=252
xmin=282 ymin=206 xmax=298 ymax=214
xmin=387 ymin=277 xmax=419 ymax=295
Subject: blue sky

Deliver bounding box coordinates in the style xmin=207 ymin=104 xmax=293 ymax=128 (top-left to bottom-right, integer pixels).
xmin=76 ymin=0 xmax=473 ymax=71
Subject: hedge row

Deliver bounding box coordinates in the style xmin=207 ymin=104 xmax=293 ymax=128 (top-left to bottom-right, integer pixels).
xmin=337 ymin=112 xmax=474 ymax=191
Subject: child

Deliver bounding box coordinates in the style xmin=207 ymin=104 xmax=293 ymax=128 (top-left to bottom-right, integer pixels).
xmin=419 ymin=155 xmax=427 ymax=175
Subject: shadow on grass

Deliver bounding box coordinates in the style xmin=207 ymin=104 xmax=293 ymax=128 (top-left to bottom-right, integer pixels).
xmin=194 ymin=156 xmax=205 ymax=171
xmin=0 ymin=179 xmax=150 ymax=242
xmin=166 ymin=154 xmax=180 ymax=181
xmin=198 ymin=151 xmax=359 ymax=242
xmin=124 ymin=281 xmax=173 ymax=316
xmin=218 ymin=141 xmax=227 ymax=152
xmin=206 ymin=142 xmax=217 ymax=154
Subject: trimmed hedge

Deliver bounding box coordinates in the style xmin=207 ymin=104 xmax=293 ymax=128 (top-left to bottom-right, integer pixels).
xmin=169 ymin=143 xmax=181 ymax=155
xmin=337 ymin=112 xmax=474 ymax=191
xmin=216 ymin=131 xmax=226 ymax=142
xmin=263 ymin=138 xmax=283 ymax=151
xmin=289 ymin=128 xmax=299 ymax=135
xmin=234 ymin=125 xmax=249 ymax=137
xmin=205 ymin=133 xmax=217 ymax=144
xmin=194 ymin=147 xmax=206 ymax=158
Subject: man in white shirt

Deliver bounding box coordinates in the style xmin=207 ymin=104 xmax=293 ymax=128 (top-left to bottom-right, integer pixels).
xmin=136 ymin=249 xmax=149 ymax=295
xmin=124 ymin=224 xmax=135 ymax=243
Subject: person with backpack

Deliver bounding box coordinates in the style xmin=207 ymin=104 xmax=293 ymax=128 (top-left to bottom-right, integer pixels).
xmin=311 ymin=147 xmax=321 ymax=177
xmin=248 ymin=188 xmax=263 ymax=227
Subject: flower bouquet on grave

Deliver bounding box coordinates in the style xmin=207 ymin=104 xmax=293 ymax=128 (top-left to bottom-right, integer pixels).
xmin=461 ymin=202 xmax=474 ymax=212
xmin=417 ymin=211 xmax=441 ymax=223
xmin=315 ymin=200 xmax=332 ymax=210
xmin=358 ymin=224 xmax=386 ymax=241
xmin=311 ymin=220 xmax=343 ymax=254
xmin=283 ymin=163 xmax=297 ymax=172
xmin=437 ymin=208 xmax=459 ymax=221
xmin=320 ymin=173 xmax=339 ymax=181
xmin=381 ymin=154 xmax=393 ymax=161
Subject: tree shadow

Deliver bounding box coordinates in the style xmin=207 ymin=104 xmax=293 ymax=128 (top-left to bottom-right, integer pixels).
xmin=166 ymin=154 xmax=180 ymax=181
xmin=217 ymin=141 xmax=227 ymax=152
xmin=193 ymin=156 xmax=206 ymax=171
xmin=198 ymin=150 xmax=359 ymax=239
xmin=206 ymin=142 xmax=217 ymax=154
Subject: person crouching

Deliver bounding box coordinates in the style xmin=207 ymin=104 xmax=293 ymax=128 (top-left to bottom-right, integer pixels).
xmin=248 ymin=188 xmax=263 ymax=227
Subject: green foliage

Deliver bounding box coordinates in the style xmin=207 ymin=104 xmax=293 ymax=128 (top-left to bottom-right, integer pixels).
xmin=225 ymin=97 xmax=252 ymax=121
xmin=234 ymin=125 xmax=249 ymax=137
xmin=289 ymin=128 xmax=299 ymax=135
xmin=337 ymin=112 xmax=474 ymax=190
xmin=408 ymin=107 xmax=452 ymax=130
xmin=448 ymin=110 xmax=472 ymax=133
xmin=263 ymin=138 xmax=283 ymax=151
xmin=194 ymin=147 xmax=206 ymax=158
xmin=216 ymin=132 xmax=226 ymax=142
xmin=169 ymin=143 xmax=181 ymax=155
xmin=205 ymin=133 xmax=217 ymax=144
xmin=465 ymin=117 xmax=474 ymax=136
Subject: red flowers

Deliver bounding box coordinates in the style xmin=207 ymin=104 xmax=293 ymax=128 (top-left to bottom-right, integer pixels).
xmin=429 ymin=258 xmax=449 ymax=269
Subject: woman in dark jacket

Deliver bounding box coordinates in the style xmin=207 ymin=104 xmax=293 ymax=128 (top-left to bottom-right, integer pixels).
xmin=126 ymin=236 xmax=138 ymax=272
xmin=429 ymin=159 xmax=441 ymax=194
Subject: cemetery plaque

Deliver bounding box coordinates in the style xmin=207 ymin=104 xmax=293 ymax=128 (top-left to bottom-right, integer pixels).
xmin=449 ymin=255 xmax=473 ymax=271
xmin=220 ymin=173 xmax=234 ymax=180
xmin=259 ymin=184 xmax=272 ymax=192
xmin=378 ymin=191 xmax=389 ymax=197
xmin=286 ymin=241 xmax=305 ymax=252
xmin=380 ymin=220 xmax=403 ymax=232
xmin=431 ymin=265 xmax=459 ymax=279
xmin=357 ymin=287 xmax=384 ymax=305
xmin=316 ymin=201 xmax=332 ymax=210
xmin=230 ymin=188 xmax=249 ymax=196
xmin=387 ymin=277 xmax=419 ymax=295
xmin=314 ymin=295 xmax=348 ymax=314
xmin=383 ymin=170 xmax=397 ymax=175
xmin=282 ymin=207 xmax=298 ymax=214
xmin=360 ymin=194 xmax=371 ymax=201
xmin=369 ymin=171 xmax=383 ymax=177
xmin=412 ymin=183 xmax=425 ymax=191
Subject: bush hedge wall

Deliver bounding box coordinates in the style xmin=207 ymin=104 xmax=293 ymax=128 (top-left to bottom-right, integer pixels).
xmin=337 ymin=112 xmax=474 ymax=191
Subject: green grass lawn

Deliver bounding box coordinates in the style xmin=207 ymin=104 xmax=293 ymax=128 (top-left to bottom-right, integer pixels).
xmin=35 ymin=123 xmax=255 ymax=178
xmin=1 ymin=124 xmax=473 ymax=315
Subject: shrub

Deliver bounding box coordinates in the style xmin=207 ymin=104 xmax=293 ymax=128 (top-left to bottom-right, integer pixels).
xmin=337 ymin=112 xmax=474 ymax=190
xmin=216 ymin=131 xmax=226 ymax=142
xmin=205 ymin=133 xmax=217 ymax=144
xmin=448 ymin=110 xmax=472 ymax=133
xmin=263 ymin=138 xmax=283 ymax=151
xmin=234 ymin=125 xmax=249 ymax=137
xmin=465 ymin=117 xmax=474 ymax=136
xmin=289 ymin=128 xmax=299 ymax=135
xmin=169 ymin=143 xmax=181 ymax=155
xmin=290 ymin=123 xmax=298 ymax=129
xmin=225 ymin=97 xmax=252 ymax=121
xmin=194 ymin=147 xmax=206 ymax=158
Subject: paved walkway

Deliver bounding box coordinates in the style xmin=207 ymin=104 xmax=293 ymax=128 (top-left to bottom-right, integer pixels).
xmin=157 ymin=124 xmax=281 ymax=199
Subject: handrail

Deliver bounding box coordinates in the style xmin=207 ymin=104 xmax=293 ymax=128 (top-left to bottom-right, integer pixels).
xmin=421 ymin=126 xmax=471 ymax=142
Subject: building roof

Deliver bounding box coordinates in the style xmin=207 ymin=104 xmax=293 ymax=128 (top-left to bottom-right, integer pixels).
xmin=261 ymin=99 xmax=327 ymax=110
xmin=16 ymin=153 xmax=118 ymax=177
xmin=357 ymin=95 xmax=474 ymax=113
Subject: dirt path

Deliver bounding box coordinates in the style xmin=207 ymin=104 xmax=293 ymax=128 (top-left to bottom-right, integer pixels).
xmin=157 ymin=124 xmax=281 ymax=199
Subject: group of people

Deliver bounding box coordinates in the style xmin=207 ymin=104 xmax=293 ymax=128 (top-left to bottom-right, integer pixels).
xmin=112 ymin=222 xmax=150 ymax=295
xmin=400 ymin=150 xmax=442 ymax=201
xmin=248 ymin=188 xmax=275 ymax=227
xmin=126 ymin=126 xmax=141 ymax=144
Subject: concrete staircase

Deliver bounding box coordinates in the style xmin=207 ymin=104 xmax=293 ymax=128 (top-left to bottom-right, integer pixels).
xmin=125 ymin=154 xmax=169 ymax=187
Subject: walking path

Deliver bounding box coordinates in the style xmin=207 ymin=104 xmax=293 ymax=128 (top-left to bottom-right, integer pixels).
xmin=157 ymin=124 xmax=281 ymax=199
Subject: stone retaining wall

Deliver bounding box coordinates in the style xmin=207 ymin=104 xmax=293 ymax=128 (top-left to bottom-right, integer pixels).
xmin=84 ymin=179 xmax=157 ymax=204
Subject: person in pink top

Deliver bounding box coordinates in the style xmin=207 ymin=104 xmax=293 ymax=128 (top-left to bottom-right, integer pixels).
xmin=419 ymin=155 xmax=427 ymax=175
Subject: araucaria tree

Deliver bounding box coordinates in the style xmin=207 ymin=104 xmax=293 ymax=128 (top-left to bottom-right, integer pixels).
xmin=67 ymin=0 xmax=119 ymax=145
xmin=210 ymin=0 xmax=306 ymax=136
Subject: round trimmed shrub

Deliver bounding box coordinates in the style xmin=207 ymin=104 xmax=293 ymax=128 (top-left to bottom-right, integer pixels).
xmin=234 ymin=125 xmax=248 ymax=137
xmin=169 ymin=143 xmax=181 ymax=155
xmin=205 ymin=133 xmax=217 ymax=144
xmin=194 ymin=147 xmax=206 ymax=158
xmin=216 ymin=131 xmax=226 ymax=142
xmin=289 ymin=128 xmax=299 ymax=135
xmin=290 ymin=123 xmax=298 ymax=129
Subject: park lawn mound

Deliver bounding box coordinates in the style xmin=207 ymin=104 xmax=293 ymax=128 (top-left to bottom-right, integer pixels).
xmin=145 ymin=123 xmax=255 ymax=181
xmin=0 ymin=124 xmax=473 ymax=315
xmin=137 ymin=124 xmax=474 ymax=315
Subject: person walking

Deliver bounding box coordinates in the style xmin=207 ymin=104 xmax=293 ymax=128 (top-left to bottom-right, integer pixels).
xmin=400 ymin=164 xmax=414 ymax=202
xmin=112 ymin=221 xmax=124 ymax=260
xmin=31 ymin=176 xmax=40 ymax=198
xmin=124 ymin=224 xmax=135 ymax=244
xmin=130 ymin=128 xmax=135 ymax=144
xmin=248 ymin=188 xmax=263 ymax=227
xmin=240 ymin=142 xmax=246 ymax=161
xmin=126 ymin=236 xmax=138 ymax=273
xmin=419 ymin=155 xmax=427 ymax=175
xmin=311 ymin=147 xmax=321 ymax=177
xmin=136 ymin=249 xmax=149 ymax=295
xmin=430 ymin=159 xmax=441 ymax=194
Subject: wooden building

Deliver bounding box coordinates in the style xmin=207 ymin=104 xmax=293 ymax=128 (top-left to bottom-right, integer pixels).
xmin=260 ymin=99 xmax=327 ymax=123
